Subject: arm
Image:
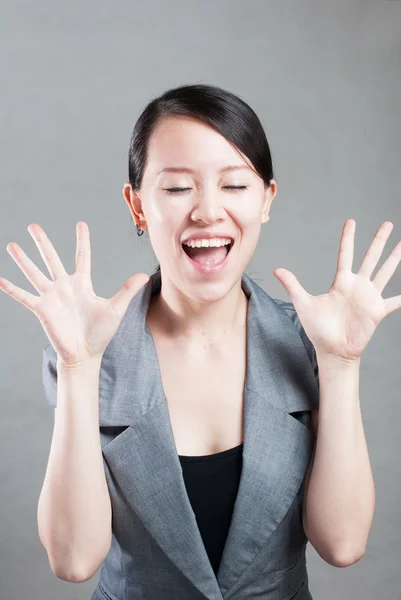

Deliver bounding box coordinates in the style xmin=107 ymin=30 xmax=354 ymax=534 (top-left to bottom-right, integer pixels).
xmin=37 ymin=357 xmax=112 ymax=582
xmin=302 ymin=353 xmax=375 ymax=567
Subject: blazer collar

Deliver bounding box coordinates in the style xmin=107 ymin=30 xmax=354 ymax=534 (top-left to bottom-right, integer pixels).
xmin=99 ymin=270 xmax=318 ymax=600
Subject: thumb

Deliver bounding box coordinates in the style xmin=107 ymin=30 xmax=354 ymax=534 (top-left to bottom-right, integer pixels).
xmin=110 ymin=273 xmax=150 ymax=320
xmin=273 ymin=268 xmax=308 ymax=303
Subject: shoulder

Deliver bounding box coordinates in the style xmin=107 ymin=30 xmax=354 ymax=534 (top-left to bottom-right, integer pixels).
xmin=272 ymin=297 xmax=319 ymax=382
xmin=271 ymin=296 xmax=320 ymax=421
xmin=271 ymin=297 xmax=303 ymax=330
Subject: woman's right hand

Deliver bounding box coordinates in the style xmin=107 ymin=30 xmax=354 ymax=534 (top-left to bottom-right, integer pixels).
xmin=0 ymin=221 xmax=150 ymax=366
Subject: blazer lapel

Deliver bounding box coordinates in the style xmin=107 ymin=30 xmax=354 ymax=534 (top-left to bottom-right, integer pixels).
xmin=214 ymin=274 xmax=318 ymax=597
xmin=98 ymin=270 xmax=319 ymax=600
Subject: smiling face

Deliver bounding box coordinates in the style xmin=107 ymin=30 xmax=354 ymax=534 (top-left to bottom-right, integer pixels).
xmin=123 ymin=114 xmax=277 ymax=302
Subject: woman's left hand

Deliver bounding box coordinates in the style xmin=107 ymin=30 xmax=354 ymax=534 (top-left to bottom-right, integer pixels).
xmin=274 ymin=219 xmax=401 ymax=363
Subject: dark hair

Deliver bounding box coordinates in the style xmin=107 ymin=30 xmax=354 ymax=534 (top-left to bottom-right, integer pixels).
xmin=127 ymin=83 xmax=275 ymax=274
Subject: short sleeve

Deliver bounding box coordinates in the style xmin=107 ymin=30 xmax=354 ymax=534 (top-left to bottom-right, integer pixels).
xmin=42 ymin=342 xmax=58 ymax=407
xmin=273 ymin=298 xmax=320 ymax=391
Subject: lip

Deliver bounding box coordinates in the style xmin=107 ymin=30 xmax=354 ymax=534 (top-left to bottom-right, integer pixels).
xmin=182 ymin=240 xmax=234 ymax=274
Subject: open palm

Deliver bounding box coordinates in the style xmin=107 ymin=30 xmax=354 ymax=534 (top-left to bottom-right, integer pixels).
xmin=0 ymin=222 xmax=149 ymax=365
xmin=274 ymin=219 xmax=401 ymax=362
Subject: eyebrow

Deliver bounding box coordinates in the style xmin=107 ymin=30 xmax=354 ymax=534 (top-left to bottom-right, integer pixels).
xmin=157 ymin=165 xmax=253 ymax=175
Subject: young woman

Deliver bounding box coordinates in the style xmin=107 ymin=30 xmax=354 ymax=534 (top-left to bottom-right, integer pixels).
xmin=2 ymin=83 xmax=397 ymax=599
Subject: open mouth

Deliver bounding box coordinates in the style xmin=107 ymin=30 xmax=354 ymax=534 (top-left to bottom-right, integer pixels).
xmin=181 ymin=240 xmax=233 ymax=263
xmin=181 ymin=239 xmax=235 ymax=273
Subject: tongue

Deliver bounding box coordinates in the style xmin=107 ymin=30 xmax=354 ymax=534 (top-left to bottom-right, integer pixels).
xmin=184 ymin=245 xmax=228 ymax=266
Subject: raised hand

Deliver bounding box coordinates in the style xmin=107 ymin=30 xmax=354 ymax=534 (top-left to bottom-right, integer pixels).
xmin=273 ymin=219 xmax=401 ymax=362
xmin=0 ymin=222 xmax=149 ymax=366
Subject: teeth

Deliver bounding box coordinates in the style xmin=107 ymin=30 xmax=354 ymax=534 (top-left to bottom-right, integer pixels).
xmin=183 ymin=237 xmax=232 ymax=248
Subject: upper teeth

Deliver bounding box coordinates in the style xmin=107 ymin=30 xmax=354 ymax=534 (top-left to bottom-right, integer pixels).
xmin=183 ymin=237 xmax=232 ymax=248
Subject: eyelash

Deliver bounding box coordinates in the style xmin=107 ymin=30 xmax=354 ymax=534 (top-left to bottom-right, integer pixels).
xmin=164 ymin=186 xmax=249 ymax=195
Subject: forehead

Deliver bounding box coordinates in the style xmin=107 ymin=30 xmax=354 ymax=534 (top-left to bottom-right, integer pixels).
xmin=145 ymin=115 xmax=252 ymax=175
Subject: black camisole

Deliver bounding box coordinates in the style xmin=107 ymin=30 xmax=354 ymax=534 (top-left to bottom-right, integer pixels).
xmin=178 ymin=443 xmax=244 ymax=575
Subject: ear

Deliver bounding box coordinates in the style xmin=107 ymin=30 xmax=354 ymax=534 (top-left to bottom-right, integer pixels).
xmin=261 ymin=179 xmax=277 ymax=225
xmin=122 ymin=183 xmax=147 ymax=230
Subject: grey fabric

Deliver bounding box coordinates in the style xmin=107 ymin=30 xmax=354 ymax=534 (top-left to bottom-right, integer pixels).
xmin=42 ymin=270 xmax=320 ymax=600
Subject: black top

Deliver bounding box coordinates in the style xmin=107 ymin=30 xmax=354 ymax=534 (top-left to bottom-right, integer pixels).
xmin=178 ymin=443 xmax=244 ymax=575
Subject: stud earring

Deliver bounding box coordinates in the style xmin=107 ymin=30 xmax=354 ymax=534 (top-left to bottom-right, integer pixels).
xmin=136 ymin=224 xmax=144 ymax=236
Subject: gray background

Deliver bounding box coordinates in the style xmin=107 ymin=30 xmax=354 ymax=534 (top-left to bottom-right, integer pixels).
xmin=1 ymin=1 xmax=400 ymax=598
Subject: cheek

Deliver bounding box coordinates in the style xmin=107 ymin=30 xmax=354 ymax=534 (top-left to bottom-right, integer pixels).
xmin=230 ymin=207 xmax=262 ymax=233
xmin=147 ymin=200 xmax=178 ymax=235
xmin=151 ymin=194 xmax=187 ymax=226
xmin=235 ymin=217 xmax=264 ymax=255
xmin=146 ymin=217 xmax=182 ymax=260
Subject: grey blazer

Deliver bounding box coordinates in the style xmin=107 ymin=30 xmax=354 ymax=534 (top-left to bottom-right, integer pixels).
xmin=42 ymin=269 xmax=320 ymax=600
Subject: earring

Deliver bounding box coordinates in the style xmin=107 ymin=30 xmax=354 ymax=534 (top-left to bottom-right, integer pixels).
xmin=136 ymin=224 xmax=144 ymax=236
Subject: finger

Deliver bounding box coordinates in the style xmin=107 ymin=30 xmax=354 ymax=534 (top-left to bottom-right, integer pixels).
xmin=75 ymin=221 xmax=91 ymax=276
xmin=372 ymin=238 xmax=401 ymax=294
xmin=27 ymin=223 xmax=69 ymax=280
xmin=274 ymin=268 xmax=310 ymax=304
xmin=336 ymin=219 xmax=356 ymax=274
xmin=6 ymin=242 xmax=52 ymax=294
xmin=358 ymin=221 xmax=394 ymax=279
xmin=383 ymin=293 xmax=401 ymax=317
xmin=0 ymin=277 xmax=40 ymax=312
xmin=109 ymin=273 xmax=150 ymax=321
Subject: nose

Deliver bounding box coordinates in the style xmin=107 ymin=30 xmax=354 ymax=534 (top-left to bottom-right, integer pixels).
xmin=190 ymin=189 xmax=226 ymax=225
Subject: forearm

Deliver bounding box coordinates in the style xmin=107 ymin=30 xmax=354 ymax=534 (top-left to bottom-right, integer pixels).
xmin=37 ymin=358 xmax=112 ymax=581
xmin=305 ymin=353 xmax=375 ymax=563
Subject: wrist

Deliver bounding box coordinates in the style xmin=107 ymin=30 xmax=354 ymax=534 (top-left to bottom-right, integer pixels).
xmin=316 ymin=351 xmax=361 ymax=370
xmin=57 ymin=356 xmax=103 ymax=371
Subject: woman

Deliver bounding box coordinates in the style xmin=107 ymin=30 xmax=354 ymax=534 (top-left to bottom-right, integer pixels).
xmin=2 ymin=83 xmax=397 ymax=599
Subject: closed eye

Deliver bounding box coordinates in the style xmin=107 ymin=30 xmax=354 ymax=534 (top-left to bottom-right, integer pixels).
xmin=224 ymin=186 xmax=248 ymax=191
xmin=164 ymin=186 xmax=249 ymax=194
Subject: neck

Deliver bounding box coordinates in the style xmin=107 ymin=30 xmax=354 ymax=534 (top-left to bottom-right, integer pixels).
xmin=148 ymin=277 xmax=248 ymax=345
